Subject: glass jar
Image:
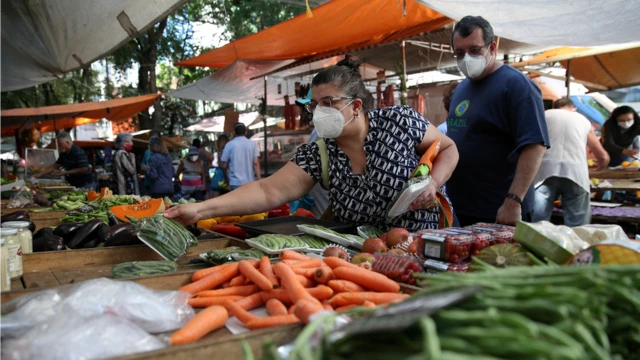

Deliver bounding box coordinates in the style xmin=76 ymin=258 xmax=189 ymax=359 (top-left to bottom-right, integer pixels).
xmin=1 ymin=238 xmax=9 ymax=292
xmin=2 ymin=221 xmax=33 ymax=254
xmin=1 ymin=228 xmax=22 ymax=279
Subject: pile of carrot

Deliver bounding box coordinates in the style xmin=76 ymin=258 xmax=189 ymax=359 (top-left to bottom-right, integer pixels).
xmin=169 ymin=250 xmax=409 ymax=345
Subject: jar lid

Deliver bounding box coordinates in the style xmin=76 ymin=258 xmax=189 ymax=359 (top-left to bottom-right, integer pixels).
xmin=0 ymin=228 xmax=18 ymax=236
xmin=0 ymin=238 xmax=4 ymax=245
xmin=2 ymin=221 xmax=30 ymax=229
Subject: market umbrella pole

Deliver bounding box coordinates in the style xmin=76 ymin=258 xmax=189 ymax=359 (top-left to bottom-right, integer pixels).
xmin=565 ymin=59 xmax=572 ymax=97
xmin=263 ymin=76 xmax=268 ymax=177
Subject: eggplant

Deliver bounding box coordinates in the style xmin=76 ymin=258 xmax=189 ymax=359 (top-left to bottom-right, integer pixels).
xmin=105 ymin=224 xmax=141 ymax=247
xmin=107 ymin=211 xmax=119 ymax=226
xmin=95 ymin=222 xmax=109 ymax=242
xmin=33 ymin=235 xmax=65 ymax=252
xmin=82 ymin=237 xmax=102 ymax=248
xmin=53 ymin=223 xmax=85 ymax=243
xmin=186 ymin=225 xmax=202 ymax=237
xmin=26 ymin=220 xmax=36 ymax=233
xmin=67 ymin=220 xmax=103 ymax=249
xmin=1 ymin=211 xmax=30 ymax=223
xmin=33 ymin=227 xmax=55 ymax=239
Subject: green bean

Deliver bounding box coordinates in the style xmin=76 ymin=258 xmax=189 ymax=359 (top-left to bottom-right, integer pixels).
xmin=420 ymin=317 xmax=440 ymax=360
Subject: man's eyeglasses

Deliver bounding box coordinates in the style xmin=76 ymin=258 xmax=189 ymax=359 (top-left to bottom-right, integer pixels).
xmin=304 ymin=96 xmax=354 ymax=113
xmin=452 ymin=43 xmax=491 ymax=59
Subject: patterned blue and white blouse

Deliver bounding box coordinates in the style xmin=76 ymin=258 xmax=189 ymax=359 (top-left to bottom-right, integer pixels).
xmin=291 ymin=105 xmax=450 ymax=232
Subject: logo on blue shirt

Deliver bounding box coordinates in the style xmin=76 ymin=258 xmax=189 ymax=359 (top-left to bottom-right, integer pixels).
xmin=455 ymin=100 xmax=470 ymax=117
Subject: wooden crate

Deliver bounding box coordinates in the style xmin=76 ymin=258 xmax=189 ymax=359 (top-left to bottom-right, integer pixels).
xmin=1 ymin=208 xmax=68 ymax=219
xmin=31 ymin=217 xmax=62 ymax=230
xmin=11 ymin=237 xmax=246 ymax=293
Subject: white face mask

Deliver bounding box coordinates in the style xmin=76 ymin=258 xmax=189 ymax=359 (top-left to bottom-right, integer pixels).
xmin=457 ymin=51 xmax=493 ymax=79
xmin=312 ymin=100 xmax=355 ymax=138
xmin=189 ymin=155 xmax=199 ymax=162
xmin=618 ymin=120 xmax=633 ymax=130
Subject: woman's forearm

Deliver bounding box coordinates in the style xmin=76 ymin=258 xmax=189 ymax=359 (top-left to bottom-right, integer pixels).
xmin=194 ymin=163 xmax=314 ymax=220
xmin=430 ymin=142 xmax=459 ymax=188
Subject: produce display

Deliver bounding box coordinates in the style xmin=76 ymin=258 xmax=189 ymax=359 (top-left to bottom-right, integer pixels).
xmin=169 ymin=251 xmax=407 ymax=345
xmin=357 ymin=225 xmax=384 ymax=239
xmin=423 ymin=259 xmax=470 ymax=274
xmin=415 ymin=229 xmax=472 ymax=262
xmin=258 ymin=264 xmax=640 ymax=360
xmin=111 ymin=260 xmax=178 ymax=278
xmin=60 ymin=196 xmax=139 ymax=223
xmin=136 ymin=214 xmax=198 ymax=261
xmin=472 ymin=243 xmax=535 ymax=268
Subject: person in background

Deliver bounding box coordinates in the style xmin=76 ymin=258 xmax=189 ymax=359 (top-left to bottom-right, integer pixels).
xmin=165 ymin=55 xmax=458 ymax=232
xmin=140 ymin=130 xmax=161 ymax=196
xmin=533 ymin=98 xmax=610 ymax=226
xmin=601 ymin=106 xmax=640 ymax=167
xmin=438 ymin=82 xmax=460 ymax=135
xmin=446 ymin=16 xmax=549 ymax=226
xmin=32 ymin=131 xmax=95 ymax=190
xmin=176 ymin=146 xmax=206 ymax=201
xmin=220 ymin=123 xmax=261 ymax=191
xmin=113 ymin=133 xmax=138 ymax=195
xmin=192 ymin=138 xmax=215 ymax=199
xmin=147 ymin=137 xmax=175 ymax=200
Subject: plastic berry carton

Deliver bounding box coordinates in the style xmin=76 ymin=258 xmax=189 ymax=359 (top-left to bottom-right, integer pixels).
xmin=423 ymin=259 xmax=470 ymax=274
xmin=372 ymin=253 xmax=424 ymax=285
xmin=475 ymin=223 xmax=516 ymax=234
xmin=414 ymin=229 xmax=472 ymax=263
xmin=444 ymin=228 xmax=492 ymax=257
xmin=465 ymin=225 xmax=516 ymax=245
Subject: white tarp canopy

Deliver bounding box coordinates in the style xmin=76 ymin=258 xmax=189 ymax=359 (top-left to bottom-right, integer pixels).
xmin=184 ymin=111 xmax=260 ymax=133
xmin=416 ymin=0 xmax=640 ymax=47
xmin=168 ymin=57 xmax=391 ymax=106
xmin=1 ymin=0 xmax=188 ymax=92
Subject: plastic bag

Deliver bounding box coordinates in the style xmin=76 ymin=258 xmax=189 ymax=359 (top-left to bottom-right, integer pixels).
xmin=527 ymin=221 xmax=590 ymax=254
xmin=2 ymin=313 xmax=165 ymax=360
xmin=7 ymin=186 xmax=34 ymax=208
xmin=572 ymin=225 xmax=628 ymax=245
xmin=1 ymin=277 xmax=194 ymax=338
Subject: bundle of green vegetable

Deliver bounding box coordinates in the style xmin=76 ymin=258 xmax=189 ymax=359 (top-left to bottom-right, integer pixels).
xmin=247 ymin=234 xmax=309 ymax=252
xmin=111 ymin=260 xmax=178 ymax=278
xmin=60 ymin=196 xmax=138 ymax=224
xmin=259 ymin=264 xmax=640 ymax=360
xmin=202 ymin=247 xmax=268 ymax=264
xmin=136 ymin=214 xmax=198 ymax=261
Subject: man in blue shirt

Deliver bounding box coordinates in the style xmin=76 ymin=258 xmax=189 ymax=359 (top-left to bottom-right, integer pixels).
xmin=446 ymin=16 xmax=550 ymax=226
xmin=32 ymin=131 xmax=95 ymax=190
xmin=220 ymin=123 xmax=261 ymax=190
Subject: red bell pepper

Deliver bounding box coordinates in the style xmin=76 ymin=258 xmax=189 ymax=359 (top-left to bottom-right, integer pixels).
xmin=268 ymin=204 xmax=291 ymax=218
xmin=293 ymin=208 xmax=315 ymax=218
xmin=211 ymin=224 xmax=249 ymax=239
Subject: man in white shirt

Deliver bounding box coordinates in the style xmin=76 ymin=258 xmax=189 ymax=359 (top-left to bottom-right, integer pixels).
xmin=220 ymin=123 xmax=261 ymax=190
xmin=533 ymin=98 xmax=610 ymax=226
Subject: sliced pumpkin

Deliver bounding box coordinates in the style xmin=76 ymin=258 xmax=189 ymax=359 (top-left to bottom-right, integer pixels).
xmin=111 ymin=198 xmax=165 ymax=222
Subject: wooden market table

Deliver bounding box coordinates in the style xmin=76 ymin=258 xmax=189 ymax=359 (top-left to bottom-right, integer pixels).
xmin=553 ymin=205 xmax=640 ymax=224
xmin=589 ymin=169 xmax=640 ymax=180
xmin=591 ymin=179 xmax=640 ymax=192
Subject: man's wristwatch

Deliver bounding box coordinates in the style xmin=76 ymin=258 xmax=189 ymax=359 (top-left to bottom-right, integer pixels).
xmin=506 ymin=193 xmax=523 ymax=205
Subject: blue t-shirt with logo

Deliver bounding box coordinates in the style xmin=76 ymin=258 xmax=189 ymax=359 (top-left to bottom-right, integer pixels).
xmin=446 ymin=65 xmax=549 ymax=218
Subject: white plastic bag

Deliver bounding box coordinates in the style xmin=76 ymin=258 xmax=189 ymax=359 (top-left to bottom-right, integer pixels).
xmin=528 ymin=221 xmax=590 ymax=254
xmin=572 ymin=225 xmax=628 ymax=245
xmin=2 ymin=313 xmax=165 ymax=360
xmin=1 ymin=278 xmax=194 ymax=338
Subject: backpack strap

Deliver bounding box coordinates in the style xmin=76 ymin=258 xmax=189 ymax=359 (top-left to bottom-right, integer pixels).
xmin=315 ymin=139 xmax=330 ymax=190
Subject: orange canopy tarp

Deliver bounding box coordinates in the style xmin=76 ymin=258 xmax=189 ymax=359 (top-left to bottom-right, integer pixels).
xmin=176 ymin=0 xmax=450 ymax=69
xmin=511 ymin=44 xmax=640 ymax=91
xmin=1 ymin=94 xmax=159 ymax=137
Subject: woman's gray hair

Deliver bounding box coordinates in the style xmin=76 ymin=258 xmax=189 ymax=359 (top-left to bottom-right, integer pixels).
xmin=115 ymin=133 xmax=132 ymax=149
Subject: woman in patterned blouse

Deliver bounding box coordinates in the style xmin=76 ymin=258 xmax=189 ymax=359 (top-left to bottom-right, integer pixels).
xmin=166 ymin=55 xmax=459 ymax=232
